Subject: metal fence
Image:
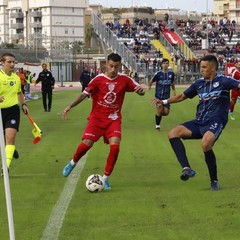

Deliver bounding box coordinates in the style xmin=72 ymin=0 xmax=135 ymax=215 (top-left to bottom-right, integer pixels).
xmin=92 ymin=13 xmax=139 ymax=72
xmin=0 ymin=48 xmax=47 ymax=63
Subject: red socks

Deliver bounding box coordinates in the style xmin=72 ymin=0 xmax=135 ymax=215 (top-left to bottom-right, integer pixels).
xmin=104 ymin=144 xmax=120 ymax=176
xmin=229 ymin=103 xmax=235 ymax=112
xmin=73 ymin=142 xmax=120 ymax=176
xmin=73 ymin=142 xmax=91 ymax=163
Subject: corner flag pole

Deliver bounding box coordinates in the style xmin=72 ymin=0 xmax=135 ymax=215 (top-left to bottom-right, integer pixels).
xmin=0 ymin=110 xmax=16 ymax=240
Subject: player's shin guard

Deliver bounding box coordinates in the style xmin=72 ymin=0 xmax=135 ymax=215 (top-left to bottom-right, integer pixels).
xmin=104 ymin=144 xmax=120 ymax=176
xmin=204 ymin=149 xmax=218 ymax=181
xmin=169 ymin=138 xmax=191 ymax=168
xmin=6 ymin=145 xmax=15 ymax=168
xmin=73 ymin=142 xmax=91 ymax=163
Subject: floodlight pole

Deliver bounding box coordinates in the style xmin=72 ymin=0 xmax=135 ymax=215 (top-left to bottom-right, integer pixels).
xmin=0 ymin=110 xmax=15 ymax=240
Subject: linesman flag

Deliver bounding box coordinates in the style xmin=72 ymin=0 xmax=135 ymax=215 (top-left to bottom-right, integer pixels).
xmin=27 ymin=114 xmax=42 ymax=144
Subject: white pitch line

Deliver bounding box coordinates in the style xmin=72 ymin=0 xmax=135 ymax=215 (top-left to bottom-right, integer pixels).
xmin=11 ymin=173 xmax=47 ymax=177
xmin=40 ymin=154 xmax=87 ymax=240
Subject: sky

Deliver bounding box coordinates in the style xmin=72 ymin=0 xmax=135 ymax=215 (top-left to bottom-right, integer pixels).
xmin=89 ymin=0 xmax=214 ymax=13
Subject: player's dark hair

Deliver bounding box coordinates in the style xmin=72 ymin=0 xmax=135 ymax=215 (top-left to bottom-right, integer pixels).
xmin=161 ymin=58 xmax=169 ymax=64
xmin=107 ymin=53 xmax=121 ymax=62
xmin=1 ymin=52 xmax=15 ymax=62
xmin=201 ymin=55 xmax=218 ymax=71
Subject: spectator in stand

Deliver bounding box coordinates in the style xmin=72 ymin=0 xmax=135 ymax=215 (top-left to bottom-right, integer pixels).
xmin=155 ymin=49 xmax=162 ymax=58
xmin=164 ymin=13 xmax=169 ymax=25
xmin=129 ymin=38 xmax=135 ymax=46
xmin=153 ymin=58 xmax=157 ymax=72
xmin=228 ymin=27 xmax=234 ymax=42
xmin=175 ymin=19 xmax=181 ymax=27
xmin=219 ymin=37 xmax=226 ymax=46
xmin=153 ymin=27 xmax=160 ymax=39
xmin=139 ymin=29 xmax=145 ymax=38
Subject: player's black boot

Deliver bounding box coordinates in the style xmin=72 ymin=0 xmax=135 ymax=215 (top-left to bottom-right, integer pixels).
xmin=13 ymin=149 xmax=19 ymax=159
xmin=180 ymin=167 xmax=196 ymax=181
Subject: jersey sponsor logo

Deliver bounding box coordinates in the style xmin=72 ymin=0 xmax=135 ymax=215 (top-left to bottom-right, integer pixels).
xmin=103 ymin=83 xmax=117 ymax=104
xmin=159 ymin=79 xmax=172 ymax=84
xmin=209 ymin=122 xmax=218 ymax=130
xmin=10 ymin=119 xmax=16 ymax=125
xmin=199 ymin=90 xmax=222 ymax=100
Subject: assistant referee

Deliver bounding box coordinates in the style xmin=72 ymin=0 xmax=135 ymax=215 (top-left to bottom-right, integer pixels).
xmin=0 ymin=52 xmax=29 ymax=174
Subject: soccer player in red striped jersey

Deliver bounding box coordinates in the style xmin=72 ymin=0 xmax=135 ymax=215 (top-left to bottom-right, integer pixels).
xmin=62 ymin=53 xmax=145 ymax=189
xmin=229 ymin=61 xmax=240 ymax=120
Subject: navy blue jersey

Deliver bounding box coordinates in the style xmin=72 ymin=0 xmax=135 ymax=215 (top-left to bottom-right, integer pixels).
xmin=151 ymin=70 xmax=175 ymax=99
xmin=184 ymin=74 xmax=239 ymax=124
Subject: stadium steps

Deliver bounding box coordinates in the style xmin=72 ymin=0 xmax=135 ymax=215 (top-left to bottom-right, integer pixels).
xmin=151 ymin=39 xmax=177 ymax=71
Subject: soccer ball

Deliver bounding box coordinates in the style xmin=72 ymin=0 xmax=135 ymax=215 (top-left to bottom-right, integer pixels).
xmin=85 ymin=174 xmax=105 ymax=192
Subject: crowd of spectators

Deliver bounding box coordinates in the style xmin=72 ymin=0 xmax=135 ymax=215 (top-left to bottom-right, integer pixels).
xmin=177 ymin=17 xmax=240 ymax=60
xmin=105 ymin=17 xmax=167 ymax=72
xmin=105 ymin=15 xmax=240 ymax=75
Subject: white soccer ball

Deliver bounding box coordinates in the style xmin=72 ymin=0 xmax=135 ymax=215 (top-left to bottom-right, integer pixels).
xmin=85 ymin=174 xmax=105 ymax=192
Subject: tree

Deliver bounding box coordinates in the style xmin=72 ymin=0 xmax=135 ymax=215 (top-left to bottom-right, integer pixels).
xmin=85 ymin=23 xmax=93 ymax=48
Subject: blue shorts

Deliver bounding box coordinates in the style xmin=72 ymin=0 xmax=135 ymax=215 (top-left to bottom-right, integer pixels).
xmin=181 ymin=118 xmax=225 ymax=140
xmin=163 ymin=103 xmax=170 ymax=110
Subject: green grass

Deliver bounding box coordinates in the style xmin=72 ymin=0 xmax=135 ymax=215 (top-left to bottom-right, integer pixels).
xmin=1 ymin=87 xmax=240 ymax=240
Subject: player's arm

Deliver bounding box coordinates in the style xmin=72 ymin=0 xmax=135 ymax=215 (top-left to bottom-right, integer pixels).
xmin=18 ymin=92 xmax=29 ymax=114
xmin=151 ymin=92 xmax=187 ymax=106
xmin=51 ymin=75 xmax=55 ymax=88
xmin=148 ymin=79 xmax=153 ymax=90
xmin=134 ymin=85 xmax=145 ymax=96
xmin=34 ymin=74 xmax=41 ymax=86
xmin=171 ymin=80 xmax=176 ymax=96
xmin=62 ymin=92 xmax=88 ymax=120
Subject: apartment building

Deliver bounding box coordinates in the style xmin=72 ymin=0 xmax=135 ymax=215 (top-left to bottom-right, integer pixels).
xmin=214 ymin=0 xmax=240 ymax=22
xmin=0 ymin=0 xmax=89 ymax=51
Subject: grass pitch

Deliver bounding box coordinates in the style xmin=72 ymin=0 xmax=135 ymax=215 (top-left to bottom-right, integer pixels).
xmin=0 ymin=87 xmax=240 ymax=240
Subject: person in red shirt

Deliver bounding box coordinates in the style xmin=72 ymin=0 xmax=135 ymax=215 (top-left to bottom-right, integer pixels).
xmin=229 ymin=61 xmax=240 ymax=120
xmin=61 ymin=53 xmax=145 ymax=189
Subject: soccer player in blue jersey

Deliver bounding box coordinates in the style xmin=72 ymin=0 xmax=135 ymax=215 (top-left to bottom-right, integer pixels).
xmin=148 ymin=58 xmax=176 ymax=131
xmin=151 ymin=55 xmax=240 ymax=190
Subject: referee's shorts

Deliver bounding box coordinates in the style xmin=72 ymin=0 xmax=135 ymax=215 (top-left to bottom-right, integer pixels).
xmin=1 ymin=104 xmax=20 ymax=131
